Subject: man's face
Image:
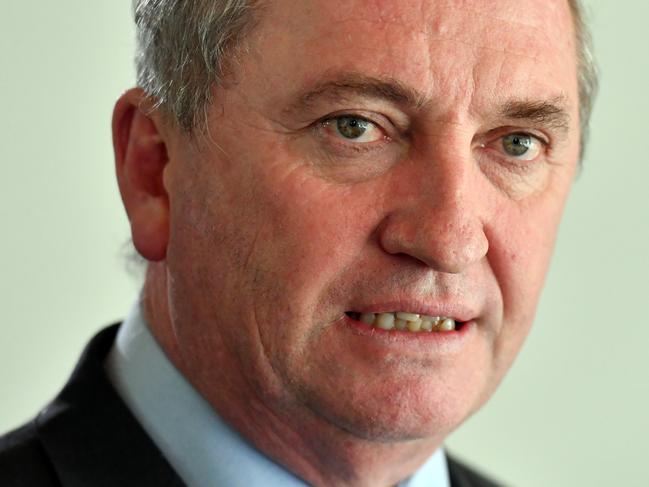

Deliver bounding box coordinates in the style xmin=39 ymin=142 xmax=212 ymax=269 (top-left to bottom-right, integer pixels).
xmin=161 ymin=0 xmax=580 ymax=443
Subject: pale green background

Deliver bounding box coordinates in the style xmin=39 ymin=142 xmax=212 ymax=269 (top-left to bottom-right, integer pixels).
xmin=1 ymin=2 xmax=647 ymax=486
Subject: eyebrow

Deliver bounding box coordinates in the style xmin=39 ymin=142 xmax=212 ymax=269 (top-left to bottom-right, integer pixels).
xmin=285 ymin=73 xmax=428 ymax=114
xmin=500 ymin=97 xmax=571 ymax=133
xmin=287 ymin=72 xmax=572 ymax=133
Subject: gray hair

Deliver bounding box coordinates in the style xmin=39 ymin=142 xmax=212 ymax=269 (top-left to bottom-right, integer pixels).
xmin=568 ymin=0 xmax=599 ymax=154
xmin=134 ymin=0 xmax=259 ymax=131
xmin=134 ymin=0 xmax=597 ymax=152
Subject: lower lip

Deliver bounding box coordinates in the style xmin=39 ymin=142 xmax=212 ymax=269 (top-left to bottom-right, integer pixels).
xmin=340 ymin=314 xmax=475 ymax=348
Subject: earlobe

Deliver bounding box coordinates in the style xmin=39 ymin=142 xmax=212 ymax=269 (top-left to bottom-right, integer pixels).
xmin=112 ymin=88 xmax=170 ymax=262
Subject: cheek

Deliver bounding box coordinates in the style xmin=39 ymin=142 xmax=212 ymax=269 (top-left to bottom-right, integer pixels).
xmin=488 ymin=188 xmax=569 ymax=340
xmin=248 ymin=168 xmax=380 ymax=290
xmin=237 ymin=171 xmax=379 ymax=378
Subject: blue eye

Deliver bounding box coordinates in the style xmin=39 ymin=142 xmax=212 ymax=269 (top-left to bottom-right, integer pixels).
xmin=502 ymin=133 xmax=541 ymax=160
xmin=336 ymin=117 xmax=370 ymax=139
xmin=323 ymin=115 xmax=384 ymax=143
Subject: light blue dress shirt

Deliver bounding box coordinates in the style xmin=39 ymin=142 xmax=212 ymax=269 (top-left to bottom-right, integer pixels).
xmin=105 ymin=303 xmax=450 ymax=487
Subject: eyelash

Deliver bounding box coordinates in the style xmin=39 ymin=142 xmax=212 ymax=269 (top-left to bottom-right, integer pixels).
xmin=480 ymin=131 xmax=550 ymax=165
xmin=316 ymin=113 xmax=390 ymax=137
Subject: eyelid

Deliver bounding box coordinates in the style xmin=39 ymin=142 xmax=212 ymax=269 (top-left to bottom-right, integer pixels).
xmin=316 ymin=110 xmax=401 ymax=138
xmin=501 ymin=131 xmax=548 ymax=149
xmin=482 ymin=126 xmax=549 ymax=144
xmin=321 ymin=113 xmax=377 ymax=130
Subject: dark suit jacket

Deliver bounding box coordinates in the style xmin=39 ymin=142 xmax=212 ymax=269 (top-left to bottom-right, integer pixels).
xmin=0 ymin=325 xmax=502 ymax=486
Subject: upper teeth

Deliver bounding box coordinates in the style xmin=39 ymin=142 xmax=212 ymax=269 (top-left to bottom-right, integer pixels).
xmin=355 ymin=312 xmax=456 ymax=332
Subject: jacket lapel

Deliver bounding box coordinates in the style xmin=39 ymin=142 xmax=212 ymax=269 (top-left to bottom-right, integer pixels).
xmin=35 ymin=325 xmax=185 ymax=487
xmin=447 ymin=453 xmax=503 ymax=487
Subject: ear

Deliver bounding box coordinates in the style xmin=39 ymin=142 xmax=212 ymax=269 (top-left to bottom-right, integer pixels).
xmin=112 ymin=88 xmax=170 ymax=262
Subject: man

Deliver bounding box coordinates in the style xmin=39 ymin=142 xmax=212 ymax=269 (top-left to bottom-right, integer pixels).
xmin=0 ymin=0 xmax=597 ymax=486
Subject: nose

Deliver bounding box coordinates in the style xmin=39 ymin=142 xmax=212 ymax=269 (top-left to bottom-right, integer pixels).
xmin=378 ymin=151 xmax=489 ymax=274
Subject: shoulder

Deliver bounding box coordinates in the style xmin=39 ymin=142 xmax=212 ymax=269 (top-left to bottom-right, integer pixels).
xmin=447 ymin=453 xmax=505 ymax=487
xmin=0 ymin=324 xmax=185 ymax=487
xmin=0 ymin=421 xmax=60 ymax=487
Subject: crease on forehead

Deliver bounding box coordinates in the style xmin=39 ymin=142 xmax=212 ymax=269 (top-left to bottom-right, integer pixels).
xmin=263 ymin=0 xmax=576 ymax=75
xmin=263 ymin=0 xmax=577 ymax=125
xmin=282 ymin=2 xmax=574 ymax=93
xmin=303 ymin=0 xmax=570 ymax=49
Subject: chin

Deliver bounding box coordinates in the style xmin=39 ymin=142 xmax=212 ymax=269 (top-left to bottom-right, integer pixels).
xmin=318 ymin=401 xmax=472 ymax=444
xmin=298 ymin=374 xmax=486 ymax=444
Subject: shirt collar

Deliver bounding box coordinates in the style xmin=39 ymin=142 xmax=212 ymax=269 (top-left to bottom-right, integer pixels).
xmin=105 ymin=302 xmax=450 ymax=487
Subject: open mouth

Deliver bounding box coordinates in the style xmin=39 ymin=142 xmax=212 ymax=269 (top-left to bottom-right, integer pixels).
xmin=345 ymin=311 xmax=465 ymax=333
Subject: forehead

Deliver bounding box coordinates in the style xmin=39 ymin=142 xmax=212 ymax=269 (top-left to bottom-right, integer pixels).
xmin=246 ymin=0 xmax=578 ymax=118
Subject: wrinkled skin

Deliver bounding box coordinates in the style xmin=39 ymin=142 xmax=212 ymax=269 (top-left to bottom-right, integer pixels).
xmin=114 ymin=1 xmax=580 ymax=485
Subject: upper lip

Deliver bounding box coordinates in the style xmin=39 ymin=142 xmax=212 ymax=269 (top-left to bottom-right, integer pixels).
xmin=347 ymin=299 xmax=478 ymax=323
